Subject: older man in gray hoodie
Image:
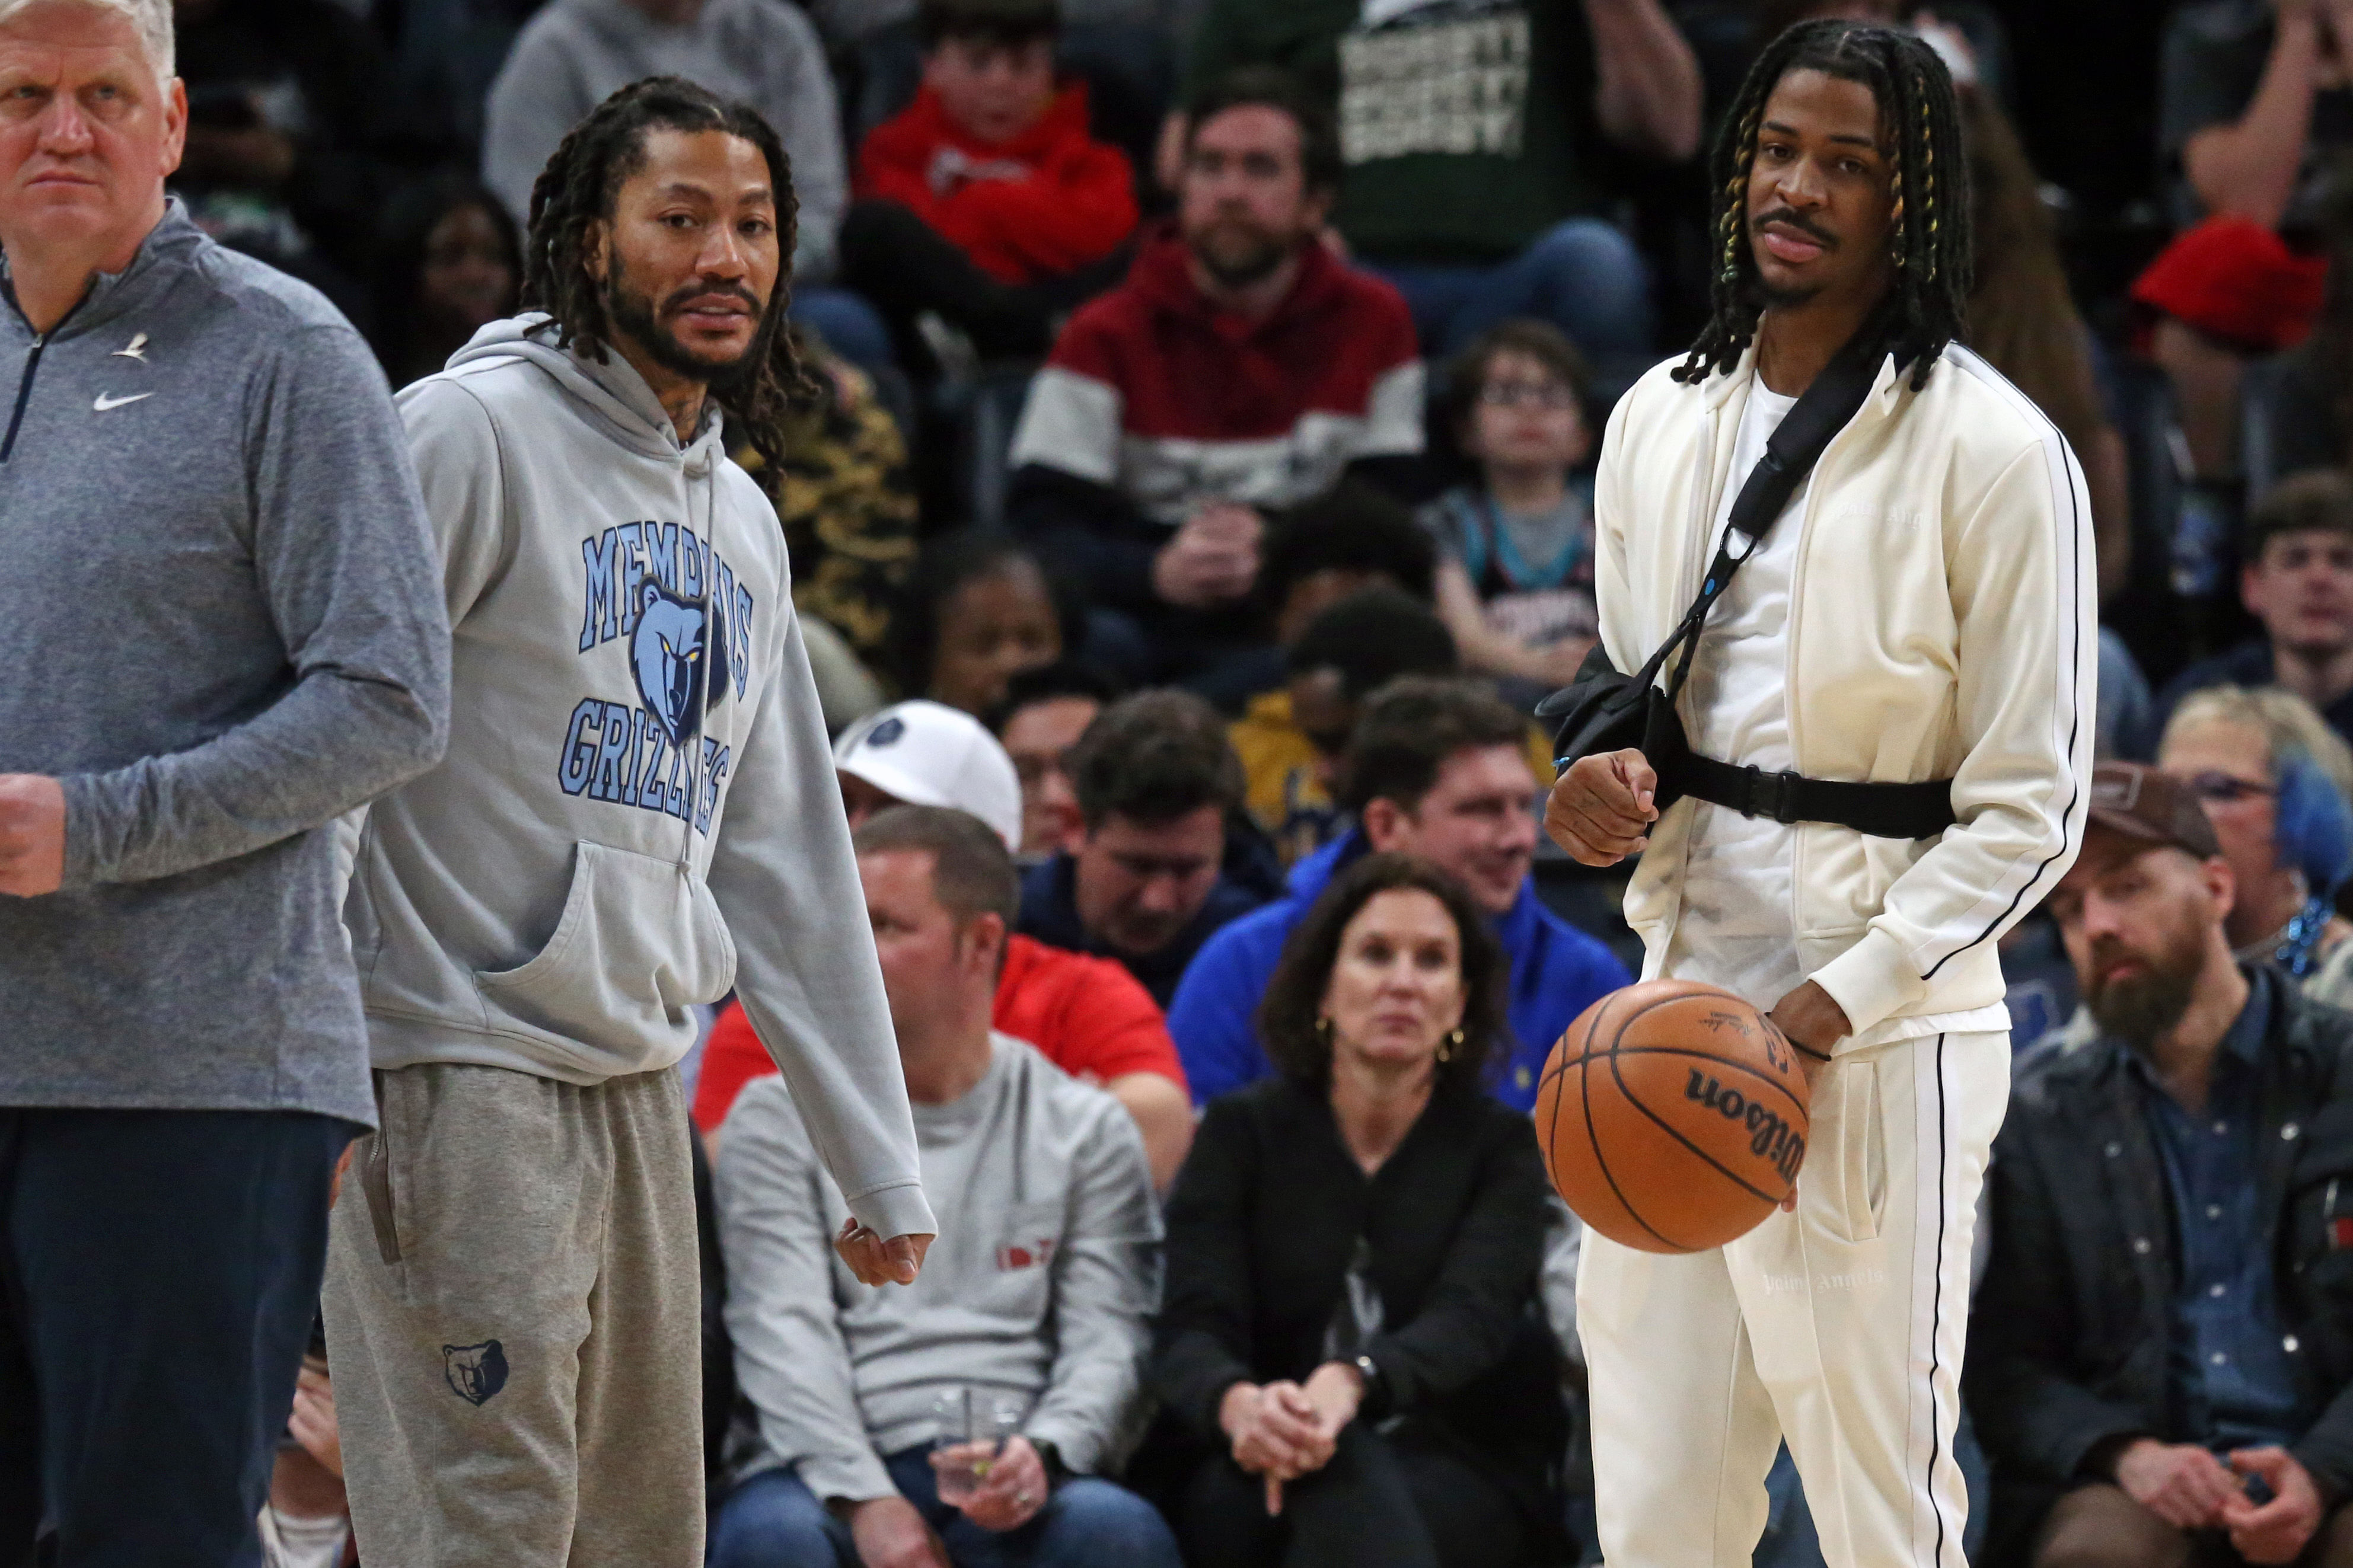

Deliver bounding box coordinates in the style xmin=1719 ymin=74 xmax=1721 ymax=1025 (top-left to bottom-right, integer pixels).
xmin=0 ymin=0 xmax=449 ymax=1560
xmin=323 ymin=77 xmax=934 ymax=1568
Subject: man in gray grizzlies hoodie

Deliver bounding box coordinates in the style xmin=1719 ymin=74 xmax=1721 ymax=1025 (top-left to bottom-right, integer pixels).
xmin=321 ymin=79 xmax=935 ymax=1567
xmin=0 ymin=0 xmax=449 ymax=1560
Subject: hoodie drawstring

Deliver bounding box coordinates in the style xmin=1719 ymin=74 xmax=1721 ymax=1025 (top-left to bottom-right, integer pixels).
xmin=682 ymin=447 xmax=718 ymax=876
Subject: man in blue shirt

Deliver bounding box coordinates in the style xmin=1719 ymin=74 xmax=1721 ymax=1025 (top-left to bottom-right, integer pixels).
xmin=1169 ymin=676 xmax=1629 ymax=1112
xmin=1018 ymin=689 xmax=1267 ymax=1007
xmin=1973 ymin=762 xmax=2353 ymax=1568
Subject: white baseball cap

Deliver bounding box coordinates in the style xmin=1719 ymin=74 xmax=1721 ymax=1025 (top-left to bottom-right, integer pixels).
xmin=834 ymin=700 xmax=1024 ymax=852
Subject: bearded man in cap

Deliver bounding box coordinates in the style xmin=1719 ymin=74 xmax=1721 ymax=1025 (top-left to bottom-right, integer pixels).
xmin=1971 ymin=761 xmax=2353 ymax=1568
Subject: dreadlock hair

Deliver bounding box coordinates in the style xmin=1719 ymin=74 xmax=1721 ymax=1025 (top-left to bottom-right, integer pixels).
xmin=520 ymin=76 xmax=817 ymax=492
xmin=1676 ymin=20 xmax=1972 ymax=392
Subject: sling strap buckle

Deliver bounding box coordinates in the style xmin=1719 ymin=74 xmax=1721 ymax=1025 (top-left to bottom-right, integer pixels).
xmin=1736 ymin=764 xmax=1804 ymax=825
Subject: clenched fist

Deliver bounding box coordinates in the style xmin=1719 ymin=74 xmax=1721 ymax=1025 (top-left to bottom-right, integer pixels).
xmin=1544 ymin=749 xmax=1659 ymax=866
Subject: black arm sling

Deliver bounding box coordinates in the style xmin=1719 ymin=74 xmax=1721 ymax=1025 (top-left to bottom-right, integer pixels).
xmin=1535 ymin=334 xmax=1956 ymax=840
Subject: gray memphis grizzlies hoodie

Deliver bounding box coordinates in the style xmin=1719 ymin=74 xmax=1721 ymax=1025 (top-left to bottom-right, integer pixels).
xmin=346 ymin=315 xmax=933 ymax=1240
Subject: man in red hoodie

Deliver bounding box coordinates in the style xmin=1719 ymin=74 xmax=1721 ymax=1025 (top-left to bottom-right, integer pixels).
xmin=839 ymin=0 xmax=1138 ymax=362
xmin=1003 ymin=65 xmax=1424 ymax=686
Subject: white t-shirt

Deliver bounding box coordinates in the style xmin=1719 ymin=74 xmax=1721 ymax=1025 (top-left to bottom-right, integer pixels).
xmin=1660 ymin=384 xmax=1806 ymax=1011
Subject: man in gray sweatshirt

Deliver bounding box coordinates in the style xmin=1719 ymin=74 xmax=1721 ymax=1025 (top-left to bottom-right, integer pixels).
xmin=0 ymin=0 xmax=450 ymax=1560
xmin=713 ymin=805 xmax=1179 ymax=1568
xmin=321 ymin=78 xmax=935 ymax=1568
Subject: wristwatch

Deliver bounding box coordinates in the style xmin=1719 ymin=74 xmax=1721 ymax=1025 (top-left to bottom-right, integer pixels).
xmin=1352 ymin=1353 xmax=1382 ymax=1403
xmin=1029 ymin=1437 xmax=1069 ymax=1486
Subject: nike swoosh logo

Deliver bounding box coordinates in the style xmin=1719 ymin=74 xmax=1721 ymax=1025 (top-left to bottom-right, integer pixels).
xmin=92 ymin=392 xmax=153 ymax=411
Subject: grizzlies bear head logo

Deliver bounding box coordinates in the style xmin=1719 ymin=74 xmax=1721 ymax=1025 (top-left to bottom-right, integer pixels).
xmin=443 ymin=1340 xmax=509 ymax=1406
xmin=631 ymin=580 xmax=729 ymax=745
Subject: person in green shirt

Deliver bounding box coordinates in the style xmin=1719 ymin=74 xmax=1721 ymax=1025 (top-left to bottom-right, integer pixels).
xmin=1159 ymin=0 xmax=1701 ymax=358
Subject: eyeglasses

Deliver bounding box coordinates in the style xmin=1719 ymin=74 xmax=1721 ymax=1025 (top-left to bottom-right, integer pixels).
xmin=1478 ymin=381 xmax=1577 ymax=410
xmin=2182 ymin=769 xmax=2276 ymax=804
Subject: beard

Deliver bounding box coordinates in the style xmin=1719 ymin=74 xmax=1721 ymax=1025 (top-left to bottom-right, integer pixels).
xmin=2081 ymin=909 xmax=2209 ymax=1049
xmin=1187 ymin=218 xmax=1291 ymax=290
xmin=1756 ymin=277 xmax=1824 ymax=310
xmin=601 ymin=253 xmax=776 ymax=390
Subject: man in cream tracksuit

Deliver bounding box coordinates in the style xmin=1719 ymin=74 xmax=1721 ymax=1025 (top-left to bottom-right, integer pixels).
xmin=323 ymin=79 xmax=935 ymax=1566
xmin=1544 ymin=23 xmax=2092 ymax=1568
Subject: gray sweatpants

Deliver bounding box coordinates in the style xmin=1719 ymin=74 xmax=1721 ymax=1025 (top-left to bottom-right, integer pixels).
xmin=322 ymin=1062 xmax=703 ymax=1567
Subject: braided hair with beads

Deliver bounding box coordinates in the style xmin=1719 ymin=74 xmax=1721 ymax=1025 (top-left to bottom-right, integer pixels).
xmin=519 ymin=76 xmax=816 ymax=491
xmin=1674 ymin=20 xmax=1971 ymax=392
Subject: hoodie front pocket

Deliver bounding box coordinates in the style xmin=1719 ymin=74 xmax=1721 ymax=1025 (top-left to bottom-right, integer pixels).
xmin=474 ymin=841 xmax=737 ymax=1058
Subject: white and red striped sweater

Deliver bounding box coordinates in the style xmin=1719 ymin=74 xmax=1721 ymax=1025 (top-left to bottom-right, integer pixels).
xmin=1007 ymin=222 xmax=1424 ymax=612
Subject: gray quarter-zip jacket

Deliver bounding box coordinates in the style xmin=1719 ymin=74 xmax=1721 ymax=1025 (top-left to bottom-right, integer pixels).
xmin=348 ymin=314 xmax=932 ymax=1240
xmin=0 ymin=200 xmax=451 ymax=1125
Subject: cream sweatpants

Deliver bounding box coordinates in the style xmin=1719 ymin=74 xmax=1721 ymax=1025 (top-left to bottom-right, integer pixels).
xmin=1579 ymin=1030 xmax=2008 ymax=1568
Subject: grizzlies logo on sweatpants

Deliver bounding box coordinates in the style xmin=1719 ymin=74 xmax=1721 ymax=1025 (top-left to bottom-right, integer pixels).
xmin=442 ymin=1340 xmax=508 ymax=1407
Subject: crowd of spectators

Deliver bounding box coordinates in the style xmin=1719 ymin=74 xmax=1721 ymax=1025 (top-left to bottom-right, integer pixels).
xmin=146 ymin=0 xmax=2353 ymax=1560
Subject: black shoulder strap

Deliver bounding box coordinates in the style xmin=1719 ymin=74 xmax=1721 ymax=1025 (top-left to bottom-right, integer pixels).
xmin=1542 ymin=330 xmax=1889 ymax=720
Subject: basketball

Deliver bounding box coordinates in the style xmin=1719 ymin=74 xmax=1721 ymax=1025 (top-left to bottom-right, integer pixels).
xmin=1533 ymin=979 xmax=1812 ymax=1254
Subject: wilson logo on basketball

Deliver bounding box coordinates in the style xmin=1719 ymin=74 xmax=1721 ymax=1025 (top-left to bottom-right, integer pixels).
xmin=1683 ymin=1070 xmax=1806 ymax=1183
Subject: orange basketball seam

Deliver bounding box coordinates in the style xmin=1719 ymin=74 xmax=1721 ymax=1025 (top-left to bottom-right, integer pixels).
xmin=1593 ymin=991 xmax=1706 ymax=1251
xmin=1576 ymin=994 xmax=1678 ymax=1251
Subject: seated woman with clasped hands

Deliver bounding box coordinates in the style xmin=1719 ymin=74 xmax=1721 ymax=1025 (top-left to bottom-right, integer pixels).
xmin=1149 ymin=853 xmax=1567 ymax=1568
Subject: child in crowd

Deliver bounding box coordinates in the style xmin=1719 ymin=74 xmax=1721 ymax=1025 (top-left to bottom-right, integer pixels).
xmin=1230 ymin=587 xmax=1459 ymax=866
xmin=1190 ymin=479 xmax=1437 ymax=710
xmin=912 ymin=532 xmax=1075 ymax=717
xmin=1422 ymin=318 xmax=1602 ymax=695
xmin=840 ymin=0 xmax=1138 ymax=361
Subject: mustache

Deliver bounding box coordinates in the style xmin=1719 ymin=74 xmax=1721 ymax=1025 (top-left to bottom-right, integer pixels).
xmin=1752 ymin=207 xmax=1837 ymax=248
xmin=659 ymin=278 xmax=763 ymax=316
xmin=2084 ymin=936 xmax=2148 ymax=983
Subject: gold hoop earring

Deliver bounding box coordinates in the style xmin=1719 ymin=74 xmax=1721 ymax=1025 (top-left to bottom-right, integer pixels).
xmin=1316 ymin=1016 xmax=1334 ymax=1042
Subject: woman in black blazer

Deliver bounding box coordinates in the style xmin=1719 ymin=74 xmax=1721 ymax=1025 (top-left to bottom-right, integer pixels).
xmin=1150 ymin=852 xmax=1566 ymax=1568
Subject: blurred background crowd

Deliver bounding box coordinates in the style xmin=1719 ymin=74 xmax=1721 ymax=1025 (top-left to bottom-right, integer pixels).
xmin=208 ymin=0 xmax=2353 ymax=1562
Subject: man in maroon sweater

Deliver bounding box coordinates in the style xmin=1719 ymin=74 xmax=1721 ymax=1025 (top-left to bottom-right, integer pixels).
xmin=1004 ymin=65 xmax=1423 ymax=685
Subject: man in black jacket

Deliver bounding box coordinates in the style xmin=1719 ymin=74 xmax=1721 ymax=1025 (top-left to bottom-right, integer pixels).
xmin=1971 ymin=761 xmax=2353 ymax=1567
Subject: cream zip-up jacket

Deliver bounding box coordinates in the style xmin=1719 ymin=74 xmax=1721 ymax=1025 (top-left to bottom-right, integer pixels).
xmin=1596 ymin=341 xmax=2096 ymax=1052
